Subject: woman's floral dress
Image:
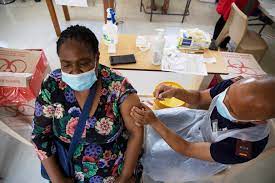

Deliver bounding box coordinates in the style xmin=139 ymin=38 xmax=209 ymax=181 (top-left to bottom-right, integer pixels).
xmin=32 ymin=64 xmax=143 ymax=183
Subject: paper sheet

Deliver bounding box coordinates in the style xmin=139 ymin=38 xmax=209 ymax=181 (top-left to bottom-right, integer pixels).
xmin=161 ymin=48 xmax=208 ymax=76
xmin=220 ymin=52 xmax=266 ymax=79
xmin=55 ymin=0 xmax=88 ymax=7
xmin=203 ymin=57 xmax=216 ymax=63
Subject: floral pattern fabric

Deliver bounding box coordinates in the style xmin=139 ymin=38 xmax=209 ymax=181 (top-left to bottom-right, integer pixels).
xmin=32 ymin=64 xmax=142 ymax=182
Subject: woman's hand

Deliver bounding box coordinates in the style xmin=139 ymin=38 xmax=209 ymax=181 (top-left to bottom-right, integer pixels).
xmin=130 ymin=103 xmax=159 ymax=126
xmin=63 ymin=177 xmax=74 ymax=183
xmin=115 ymin=176 xmax=135 ymax=183
xmin=53 ymin=177 xmax=74 ymax=183
xmin=154 ymin=84 xmax=179 ymax=100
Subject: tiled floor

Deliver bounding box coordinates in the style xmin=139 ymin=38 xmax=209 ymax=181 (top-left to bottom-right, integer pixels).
xmin=0 ymin=0 xmax=275 ymax=182
xmin=0 ymin=130 xmax=48 ymax=183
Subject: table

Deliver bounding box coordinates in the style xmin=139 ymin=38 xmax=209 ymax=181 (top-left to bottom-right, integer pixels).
xmin=45 ymin=0 xmax=114 ymax=36
xmin=259 ymin=0 xmax=275 ymax=22
xmin=253 ymin=0 xmax=275 ymax=33
xmin=248 ymin=0 xmax=275 ymax=34
xmin=99 ymin=34 xmax=229 ymax=75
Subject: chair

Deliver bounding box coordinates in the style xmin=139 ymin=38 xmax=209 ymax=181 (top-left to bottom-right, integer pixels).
xmin=216 ymin=3 xmax=268 ymax=63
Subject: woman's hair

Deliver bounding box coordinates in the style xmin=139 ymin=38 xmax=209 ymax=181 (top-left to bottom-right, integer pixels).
xmin=56 ymin=25 xmax=99 ymax=55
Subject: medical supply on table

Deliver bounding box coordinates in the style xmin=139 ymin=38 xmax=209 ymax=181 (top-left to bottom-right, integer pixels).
xmin=154 ymin=81 xmax=185 ymax=109
xmin=177 ymin=28 xmax=211 ymax=50
xmin=102 ymin=8 xmax=118 ymax=54
xmin=136 ymin=36 xmax=151 ymax=52
xmin=161 ymin=48 xmax=208 ymax=75
xmin=151 ymin=29 xmax=166 ymax=65
xmin=108 ymin=7 xmax=116 ymax=24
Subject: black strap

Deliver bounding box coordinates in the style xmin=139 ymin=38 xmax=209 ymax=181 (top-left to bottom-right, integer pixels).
xmin=67 ymin=83 xmax=97 ymax=159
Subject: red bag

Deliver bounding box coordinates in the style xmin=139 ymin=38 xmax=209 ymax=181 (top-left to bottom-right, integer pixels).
xmin=216 ymin=0 xmax=259 ymax=21
xmin=0 ymin=48 xmax=49 ymax=105
xmin=216 ymin=0 xmax=236 ymax=20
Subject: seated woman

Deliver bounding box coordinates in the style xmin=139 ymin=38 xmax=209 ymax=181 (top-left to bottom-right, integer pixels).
xmin=32 ymin=25 xmax=143 ymax=183
xmin=131 ymin=76 xmax=273 ymax=182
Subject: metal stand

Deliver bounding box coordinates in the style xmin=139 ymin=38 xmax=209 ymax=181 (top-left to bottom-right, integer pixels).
xmin=140 ymin=0 xmax=192 ymax=23
xmin=0 ymin=0 xmax=15 ymax=5
xmin=249 ymin=18 xmax=267 ymax=35
xmin=248 ymin=15 xmax=273 ymax=35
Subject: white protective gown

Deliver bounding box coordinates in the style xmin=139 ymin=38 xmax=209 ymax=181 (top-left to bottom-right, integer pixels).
xmin=143 ymin=94 xmax=270 ymax=182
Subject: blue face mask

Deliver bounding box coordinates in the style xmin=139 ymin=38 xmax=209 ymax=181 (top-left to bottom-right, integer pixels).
xmin=61 ymin=69 xmax=97 ymax=91
xmin=216 ymin=88 xmax=237 ymax=121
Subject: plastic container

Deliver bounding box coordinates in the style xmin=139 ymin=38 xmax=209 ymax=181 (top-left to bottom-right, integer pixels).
xmin=102 ymin=8 xmax=118 ymax=53
xmin=151 ymin=29 xmax=165 ymax=65
xmin=153 ymin=81 xmax=185 ymax=109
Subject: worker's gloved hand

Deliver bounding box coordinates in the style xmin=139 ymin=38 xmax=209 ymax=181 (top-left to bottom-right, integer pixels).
xmin=131 ymin=103 xmax=158 ymax=126
xmin=153 ymin=84 xmax=179 ymax=100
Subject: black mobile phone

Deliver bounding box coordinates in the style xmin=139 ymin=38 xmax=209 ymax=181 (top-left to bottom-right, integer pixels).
xmin=110 ymin=54 xmax=136 ymax=66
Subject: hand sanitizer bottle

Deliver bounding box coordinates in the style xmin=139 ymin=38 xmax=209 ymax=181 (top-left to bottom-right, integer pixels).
xmin=102 ymin=8 xmax=118 ymax=53
xmin=152 ymin=29 xmax=165 ymax=65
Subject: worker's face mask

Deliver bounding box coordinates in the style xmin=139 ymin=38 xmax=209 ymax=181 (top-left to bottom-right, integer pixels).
xmin=61 ymin=68 xmax=97 ymax=91
xmin=216 ymin=88 xmax=237 ymax=121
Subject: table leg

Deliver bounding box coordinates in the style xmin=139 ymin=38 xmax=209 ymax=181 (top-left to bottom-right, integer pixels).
xmin=259 ymin=24 xmax=266 ymax=35
xmin=103 ymin=0 xmax=115 ymax=23
xmin=62 ymin=5 xmax=71 ymax=21
xmin=150 ymin=0 xmax=153 ymax=22
xmin=182 ymin=0 xmax=192 ymax=23
xmin=46 ymin=0 xmax=61 ymax=37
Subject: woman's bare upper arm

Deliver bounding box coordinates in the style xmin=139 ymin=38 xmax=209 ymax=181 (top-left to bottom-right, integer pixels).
xmin=119 ymin=93 xmax=143 ymax=133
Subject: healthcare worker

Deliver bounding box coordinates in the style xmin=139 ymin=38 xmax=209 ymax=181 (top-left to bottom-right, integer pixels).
xmin=130 ymin=76 xmax=274 ymax=182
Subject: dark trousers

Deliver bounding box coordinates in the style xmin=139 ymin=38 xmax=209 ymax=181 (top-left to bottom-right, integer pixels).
xmin=213 ymin=16 xmax=230 ymax=48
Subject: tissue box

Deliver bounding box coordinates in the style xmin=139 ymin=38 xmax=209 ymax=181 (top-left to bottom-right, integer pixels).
xmin=0 ymin=48 xmax=49 ymax=105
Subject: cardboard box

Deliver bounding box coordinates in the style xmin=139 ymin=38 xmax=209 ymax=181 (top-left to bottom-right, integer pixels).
xmin=0 ymin=48 xmax=49 ymax=105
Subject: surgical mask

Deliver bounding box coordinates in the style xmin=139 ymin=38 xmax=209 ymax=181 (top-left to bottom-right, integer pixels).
xmin=61 ymin=68 xmax=97 ymax=91
xmin=216 ymin=88 xmax=237 ymax=121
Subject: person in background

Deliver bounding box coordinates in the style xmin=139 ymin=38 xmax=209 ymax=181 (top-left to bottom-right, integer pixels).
xmin=130 ymin=76 xmax=274 ymax=182
xmin=32 ymin=25 xmax=143 ymax=183
xmin=151 ymin=0 xmax=170 ymax=14
xmin=210 ymin=0 xmax=259 ymax=49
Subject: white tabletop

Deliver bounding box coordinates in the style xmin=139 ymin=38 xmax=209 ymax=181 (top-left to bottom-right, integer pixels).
xmin=259 ymin=0 xmax=275 ymax=22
